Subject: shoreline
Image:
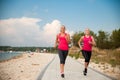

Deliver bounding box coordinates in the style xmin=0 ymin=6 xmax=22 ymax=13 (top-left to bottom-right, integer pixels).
xmin=0 ymin=52 xmax=24 ymax=62
xmin=0 ymin=54 xmax=23 ymax=63
xmin=0 ymin=53 xmax=55 ymax=80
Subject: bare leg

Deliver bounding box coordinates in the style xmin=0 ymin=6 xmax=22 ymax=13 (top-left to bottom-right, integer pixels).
xmin=84 ymin=62 xmax=89 ymax=75
xmin=60 ymin=64 xmax=65 ymax=78
xmin=85 ymin=62 xmax=89 ymax=68
xmin=85 ymin=62 xmax=88 ymax=69
xmin=60 ymin=64 xmax=64 ymax=73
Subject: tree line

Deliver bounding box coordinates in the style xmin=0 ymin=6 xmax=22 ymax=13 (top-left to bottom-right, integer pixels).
xmin=0 ymin=46 xmax=55 ymax=52
xmin=72 ymin=28 xmax=120 ymax=49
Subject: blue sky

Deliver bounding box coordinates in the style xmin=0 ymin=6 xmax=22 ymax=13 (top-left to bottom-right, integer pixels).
xmin=1 ymin=0 xmax=120 ymax=31
xmin=0 ymin=0 xmax=120 ymax=46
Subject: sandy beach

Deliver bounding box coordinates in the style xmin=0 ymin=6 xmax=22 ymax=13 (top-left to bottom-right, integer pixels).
xmin=0 ymin=52 xmax=119 ymax=80
xmin=0 ymin=53 xmax=55 ymax=80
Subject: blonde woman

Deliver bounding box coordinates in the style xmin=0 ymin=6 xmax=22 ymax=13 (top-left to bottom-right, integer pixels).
xmin=55 ymin=25 xmax=70 ymax=78
xmin=78 ymin=28 xmax=96 ymax=76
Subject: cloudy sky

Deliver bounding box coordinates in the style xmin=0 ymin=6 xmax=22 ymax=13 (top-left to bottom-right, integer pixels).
xmin=0 ymin=0 xmax=120 ymax=47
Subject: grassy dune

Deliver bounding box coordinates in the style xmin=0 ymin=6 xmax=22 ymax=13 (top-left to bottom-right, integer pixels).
xmin=91 ymin=47 xmax=120 ymax=67
xmin=69 ymin=46 xmax=120 ymax=67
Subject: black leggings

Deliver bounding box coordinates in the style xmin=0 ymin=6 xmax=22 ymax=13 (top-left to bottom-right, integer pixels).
xmin=58 ymin=49 xmax=68 ymax=64
xmin=82 ymin=50 xmax=92 ymax=62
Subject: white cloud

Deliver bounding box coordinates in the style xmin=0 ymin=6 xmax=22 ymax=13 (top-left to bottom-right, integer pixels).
xmin=42 ymin=20 xmax=61 ymax=45
xmin=0 ymin=17 xmax=74 ymax=47
xmin=0 ymin=17 xmax=42 ymax=46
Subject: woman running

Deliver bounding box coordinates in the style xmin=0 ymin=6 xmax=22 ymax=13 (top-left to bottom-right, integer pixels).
xmin=55 ymin=25 xmax=70 ymax=78
xmin=78 ymin=28 xmax=96 ymax=76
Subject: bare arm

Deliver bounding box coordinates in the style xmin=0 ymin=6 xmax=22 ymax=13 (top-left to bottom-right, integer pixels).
xmin=89 ymin=36 xmax=96 ymax=46
xmin=78 ymin=36 xmax=84 ymax=50
xmin=66 ymin=34 xmax=71 ymax=44
xmin=91 ymin=36 xmax=96 ymax=46
xmin=54 ymin=34 xmax=59 ymax=48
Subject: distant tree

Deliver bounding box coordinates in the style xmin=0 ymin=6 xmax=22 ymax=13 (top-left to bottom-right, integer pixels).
xmin=0 ymin=46 xmax=11 ymax=51
xmin=110 ymin=28 xmax=120 ymax=48
xmin=96 ymin=30 xmax=111 ymax=49
xmin=90 ymin=30 xmax=97 ymax=42
xmin=72 ymin=31 xmax=84 ymax=47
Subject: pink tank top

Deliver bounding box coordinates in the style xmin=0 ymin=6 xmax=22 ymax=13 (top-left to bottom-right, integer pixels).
xmin=58 ymin=33 xmax=69 ymax=50
xmin=82 ymin=36 xmax=92 ymax=51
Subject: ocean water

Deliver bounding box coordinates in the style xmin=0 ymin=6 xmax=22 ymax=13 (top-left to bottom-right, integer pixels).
xmin=0 ymin=52 xmax=23 ymax=61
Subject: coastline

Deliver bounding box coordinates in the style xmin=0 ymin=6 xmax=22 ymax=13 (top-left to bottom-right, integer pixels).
xmin=0 ymin=54 xmax=23 ymax=63
xmin=0 ymin=53 xmax=55 ymax=80
xmin=0 ymin=52 xmax=24 ymax=62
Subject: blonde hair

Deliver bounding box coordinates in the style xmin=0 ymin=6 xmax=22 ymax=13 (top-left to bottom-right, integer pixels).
xmin=84 ymin=28 xmax=90 ymax=35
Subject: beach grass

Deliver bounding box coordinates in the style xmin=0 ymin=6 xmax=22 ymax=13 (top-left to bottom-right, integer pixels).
xmin=69 ymin=46 xmax=120 ymax=67
xmin=92 ymin=48 xmax=120 ymax=67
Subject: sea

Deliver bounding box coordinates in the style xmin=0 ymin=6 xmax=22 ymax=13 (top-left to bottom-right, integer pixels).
xmin=0 ymin=51 xmax=24 ymax=61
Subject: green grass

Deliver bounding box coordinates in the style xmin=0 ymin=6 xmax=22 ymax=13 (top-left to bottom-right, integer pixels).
xmin=109 ymin=59 xmax=116 ymax=67
xmin=69 ymin=53 xmax=80 ymax=59
xmin=91 ymin=57 xmax=100 ymax=64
